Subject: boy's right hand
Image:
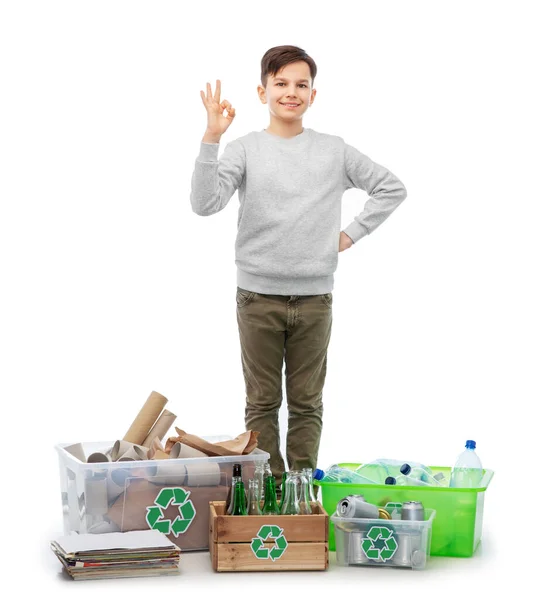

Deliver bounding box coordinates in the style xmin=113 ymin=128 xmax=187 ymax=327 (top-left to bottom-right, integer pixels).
xmin=200 ymin=80 xmax=236 ymax=139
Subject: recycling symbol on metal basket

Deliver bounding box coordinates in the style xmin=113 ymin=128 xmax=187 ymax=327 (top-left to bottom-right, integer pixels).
xmin=361 ymin=526 xmax=398 ymax=561
xmin=250 ymin=525 xmax=288 ymax=561
xmin=145 ymin=487 xmax=196 ymax=537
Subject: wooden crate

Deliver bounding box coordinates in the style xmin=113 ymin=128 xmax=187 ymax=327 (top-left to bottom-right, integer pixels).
xmin=209 ymin=500 xmax=329 ymax=571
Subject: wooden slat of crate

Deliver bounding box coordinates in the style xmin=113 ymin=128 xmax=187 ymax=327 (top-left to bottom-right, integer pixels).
xmin=210 ymin=501 xmax=328 ymax=543
xmin=215 ymin=542 xmax=328 ymax=572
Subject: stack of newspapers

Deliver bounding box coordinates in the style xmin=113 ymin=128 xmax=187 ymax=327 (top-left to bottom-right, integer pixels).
xmin=50 ymin=530 xmax=180 ymax=580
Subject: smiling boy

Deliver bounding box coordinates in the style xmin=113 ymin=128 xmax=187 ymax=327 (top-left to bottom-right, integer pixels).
xmin=190 ymin=45 xmax=407 ymax=485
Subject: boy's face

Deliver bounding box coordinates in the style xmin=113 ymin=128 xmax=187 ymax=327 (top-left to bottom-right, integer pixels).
xmin=258 ymin=61 xmax=316 ymax=122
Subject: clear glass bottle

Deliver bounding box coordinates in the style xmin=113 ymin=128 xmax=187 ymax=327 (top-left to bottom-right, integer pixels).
xmin=247 ymin=479 xmax=262 ymax=515
xmin=279 ymin=471 xmax=287 ymax=510
xmin=280 ymin=470 xmax=312 ymax=515
xmin=302 ymin=467 xmax=318 ymax=504
xmin=254 ymin=463 xmax=265 ymax=502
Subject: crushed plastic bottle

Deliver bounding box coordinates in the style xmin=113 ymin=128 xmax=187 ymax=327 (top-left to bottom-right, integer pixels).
xmin=313 ymin=465 xmax=377 ymax=484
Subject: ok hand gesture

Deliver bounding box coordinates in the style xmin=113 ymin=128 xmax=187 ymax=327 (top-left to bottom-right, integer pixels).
xmin=200 ymin=79 xmax=236 ymax=136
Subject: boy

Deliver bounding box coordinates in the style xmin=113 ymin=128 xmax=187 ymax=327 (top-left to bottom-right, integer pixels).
xmin=190 ymin=45 xmax=407 ymax=485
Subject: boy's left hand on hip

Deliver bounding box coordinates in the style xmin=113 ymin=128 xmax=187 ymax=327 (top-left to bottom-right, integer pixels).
xmin=338 ymin=231 xmax=354 ymax=252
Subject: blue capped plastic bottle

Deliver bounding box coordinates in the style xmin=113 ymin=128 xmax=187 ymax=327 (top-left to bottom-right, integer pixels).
xmin=384 ymin=475 xmax=430 ymax=487
xmin=399 ymin=464 xmax=442 ymax=486
xmin=449 ymin=440 xmax=483 ymax=488
xmin=313 ymin=465 xmax=377 ymax=484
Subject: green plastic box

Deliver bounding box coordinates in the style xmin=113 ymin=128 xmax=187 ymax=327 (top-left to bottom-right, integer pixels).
xmin=315 ymin=463 xmax=494 ymax=557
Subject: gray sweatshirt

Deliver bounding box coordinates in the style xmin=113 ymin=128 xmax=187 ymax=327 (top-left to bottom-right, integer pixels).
xmin=190 ymin=127 xmax=407 ymax=295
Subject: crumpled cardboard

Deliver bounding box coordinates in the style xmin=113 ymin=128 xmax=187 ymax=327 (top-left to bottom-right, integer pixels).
xmin=164 ymin=428 xmax=259 ymax=457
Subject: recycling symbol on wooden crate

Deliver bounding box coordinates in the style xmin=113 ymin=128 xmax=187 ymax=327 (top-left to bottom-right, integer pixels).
xmin=361 ymin=526 xmax=398 ymax=561
xmin=145 ymin=487 xmax=196 ymax=537
xmin=250 ymin=525 xmax=288 ymax=561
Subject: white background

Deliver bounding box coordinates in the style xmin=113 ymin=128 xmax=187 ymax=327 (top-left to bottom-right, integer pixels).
xmin=1 ymin=0 xmax=553 ymax=594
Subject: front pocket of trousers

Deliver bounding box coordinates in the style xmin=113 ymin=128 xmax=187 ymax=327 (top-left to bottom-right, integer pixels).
xmin=236 ymin=289 xmax=256 ymax=307
xmin=321 ymin=293 xmax=333 ymax=308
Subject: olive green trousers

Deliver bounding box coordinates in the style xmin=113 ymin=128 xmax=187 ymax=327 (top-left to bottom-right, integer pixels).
xmin=236 ymin=287 xmax=333 ymax=485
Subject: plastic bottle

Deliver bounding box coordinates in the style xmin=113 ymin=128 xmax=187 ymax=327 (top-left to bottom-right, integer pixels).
xmin=374 ymin=458 xmax=431 ymax=477
xmin=399 ymin=464 xmax=442 ymax=486
xmin=449 ymin=440 xmax=483 ymax=488
xmin=354 ymin=461 xmax=390 ymax=483
xmin=385 ymin=475 xmax=431 ymax=487
xmin=313 ymin=465 xmax=377 ymax=484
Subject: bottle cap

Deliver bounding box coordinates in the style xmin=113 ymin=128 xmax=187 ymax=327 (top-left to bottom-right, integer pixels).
xmin=400 ymin=463 xmax=411 ymax=475
xmin=465 ymin=440 xmax=476 ymax=449
xmin=385 ymin=476 xmax=396 ymax=485
xmin=313 ymin=469 xmax=324 ymax=481
xmin=232 ymin=464 xmax=242 ymax=477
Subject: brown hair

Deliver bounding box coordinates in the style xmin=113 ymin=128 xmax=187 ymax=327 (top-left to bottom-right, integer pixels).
xmin=260 ymin=45 xmax=317 ymax=88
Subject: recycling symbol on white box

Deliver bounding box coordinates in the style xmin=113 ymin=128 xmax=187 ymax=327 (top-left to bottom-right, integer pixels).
xmin=250 ymin=525 xmax=288 ymax=561
xmin=361 ymin=525 xmax=398 ymax=561
xmin=145 ymin=487 xmax=196 ymax=537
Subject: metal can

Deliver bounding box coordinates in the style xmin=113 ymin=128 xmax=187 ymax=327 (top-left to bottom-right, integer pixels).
xmin=337 ymin=496 xmax=379 ymax=519
xmin=348 ymin=531 xmax=372 ymax=565
xmin=401 ymin=501 xmax=424 ymax=521
xmin=391 ymin=530 xmax=421 ymax=567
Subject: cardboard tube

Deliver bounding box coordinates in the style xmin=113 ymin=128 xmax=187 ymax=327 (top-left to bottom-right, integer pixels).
xmin=170 ymin=442 xmax=209 ymax=459
xmin=84 ymin=476 xmax=108 ymax=516
xmin=185 ymin=462 xmax=221 ymax=486
xmin=110 ymin=440 xmax=136 ymax=461
xmin=122 ymin=391 xmax=168 ymax=445
xmin=117 ymin=445 xmax=148 ymax=462
xmin=64 ymin=443 xmax=87 ymax=462
xmin=87 ymin=452 xmax=112 ymax=463
xmin=106 ymin=468 xmax=133 ymax=504
xmin=146 ymin=462 xmax=186 ymax=486
xmin=143 ymin=410 xmax=177 ymax=447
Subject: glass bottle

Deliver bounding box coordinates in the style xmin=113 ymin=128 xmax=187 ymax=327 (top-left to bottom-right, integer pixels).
xmin=279 ymin=471 xmax=288 ymax=510
xmin=262 ymin=475 xmax=280 ymax=515
xmin=230 ymin=480 xmax=247 ymax=515
xmin=254 ymin=463 xmax=265 ymax=502
xmin=281 ymin=470 xmax=312 ymax=515
xmin=247 ymin=479 xmax=262 ymax=515
xmin=226 ymin=463 xmax=244 ymax=515
xmin=302 ymin=467 xmax=318 ymax=504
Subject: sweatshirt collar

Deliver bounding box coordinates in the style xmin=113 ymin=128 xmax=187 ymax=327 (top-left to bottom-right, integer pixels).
xmin=261 ymin=127 xmax=311 ymax=142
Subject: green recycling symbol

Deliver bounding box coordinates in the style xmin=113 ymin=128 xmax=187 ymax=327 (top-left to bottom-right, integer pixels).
xmin=361 ymin=526 xmax=398 ymax=562
xmin=385 ymin=502 xmax=403 ymax=518
xmin=250 ymin=525 xmax=288 ymax=561
xmin=145 ymin=487 xmax=196 ymax=537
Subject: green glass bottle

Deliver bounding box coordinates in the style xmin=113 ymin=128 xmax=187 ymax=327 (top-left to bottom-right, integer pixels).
xmin=231 ymin=480 xmax=247 ymax=515
xmin=262 ymin=475 xmax=280 ymax=515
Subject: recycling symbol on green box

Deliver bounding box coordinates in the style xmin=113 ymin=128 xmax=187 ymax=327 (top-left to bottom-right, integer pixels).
xmin=361 ymin=526 xmax=398 ymax=561
xmin=250 ymin=525 xmax=288 ymax=561
xmin=145 ymin=487 xmax=196 ymax=537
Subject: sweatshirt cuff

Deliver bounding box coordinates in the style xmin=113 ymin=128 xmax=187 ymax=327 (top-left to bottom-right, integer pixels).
xmin=343 ymin=221 xmax=368 ymax=244
xmin=197 ymin=142 xmax=220 ymax=162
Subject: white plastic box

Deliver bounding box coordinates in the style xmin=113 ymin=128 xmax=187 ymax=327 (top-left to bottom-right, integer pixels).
xmin=331 ymin=508 xmax=435 ymax=570
xmin=56 ymin=438 xmax=270 ymax=551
